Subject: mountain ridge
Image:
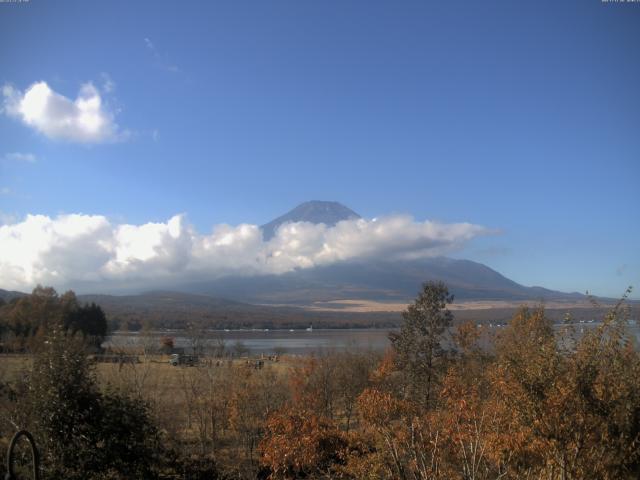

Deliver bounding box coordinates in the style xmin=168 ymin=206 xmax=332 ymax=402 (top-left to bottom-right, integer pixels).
xmin=261 ymin=200 xmax=361 ymax=240
xmin=184 ymin=256 xmax=587 ymax=305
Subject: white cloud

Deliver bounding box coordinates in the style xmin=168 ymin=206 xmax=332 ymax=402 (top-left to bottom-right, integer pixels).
xmin=0 ymin=213 xmax=491 ymax=291
xmin=3 ymin=152 xmax=37 ymax=163
xmin=0 ymin=187 xmax=11 ymax=195
xmin=2 ymin=81 xmax=125 ymax=143
xmin=0 ymin=214 xmax=113 ymax=288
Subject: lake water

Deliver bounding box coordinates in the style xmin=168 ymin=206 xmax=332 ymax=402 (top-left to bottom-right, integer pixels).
xmin=106 ymin=328 xmax=393 ymax=355
xmin=105 ymin=322 xmax=640 ymax=356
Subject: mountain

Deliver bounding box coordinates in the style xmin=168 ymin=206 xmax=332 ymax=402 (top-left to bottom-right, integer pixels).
xmin=186 ymin=257 xmax=585 ymax=305
xmin=261 ymin=200 xmax=361 ymax=240
xmin=180 ymin=201 xmax=585 ymax=304
xmin=0 ymin=288 xmax=26 ymax=302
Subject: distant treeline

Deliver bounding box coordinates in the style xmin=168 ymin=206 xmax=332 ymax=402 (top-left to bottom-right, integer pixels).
xmin=107 ymin=305 xmax=636 ymax=332
xmin=83 ymin=294 xmax=638 ymax=332
xmin=0 ymin=286 xmax=107 ymax=351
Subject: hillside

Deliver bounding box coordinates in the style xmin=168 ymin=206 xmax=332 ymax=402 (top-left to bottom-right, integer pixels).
xmin=76 ymin=290 xmax=399 ymax=330
xmin=185 ymin=256 xmax=586 ymax=305
xmin=0 ymin=288 xmax=26 ymax=302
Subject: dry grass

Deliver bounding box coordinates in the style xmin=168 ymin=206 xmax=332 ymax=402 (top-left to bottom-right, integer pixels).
xmin=304 ymin=298 xmax=608 ymax=313
xmin=0 ymin=353 xmax=295 ymax=477
xmin=0 ymin=354 xmax=31 ymax=383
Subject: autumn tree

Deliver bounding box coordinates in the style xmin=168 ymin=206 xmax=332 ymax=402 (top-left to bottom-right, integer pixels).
xmin=0 ymin=286 xmax=61 ymax=350
xmin=260 ymin=409 xmax=349 ymax=479
xmin=350 ymin=387 xmax=441 ymax=480
xmin=437 ymin=368 xmax=511 ymax=480
xmin=229 ymin=368 xmax=288 ymax=469
xmin=333 ymin=350 xmax=379 ymax=431
xmin=0 ymin=286 xmax=108 ymax=351
xmin=491 ymin=299 xmax=640 ymax=479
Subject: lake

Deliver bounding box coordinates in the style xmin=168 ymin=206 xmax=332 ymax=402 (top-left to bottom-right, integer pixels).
xmin=106 ymin=328 xmax=393 ymax=355
xmin=105 ymin=322 xmax=640 ymax=356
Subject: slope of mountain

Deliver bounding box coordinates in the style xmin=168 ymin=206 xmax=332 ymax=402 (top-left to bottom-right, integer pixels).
xmin=76 ymin=290 xmax=399 ymax=329
xmin=0 ymin=288 xmax=26 ymax=302
xmin=186 ymin=257 xmax=585 ymax=305
xmin=79 ymin=290 xmax=249 ymax=309
xmin=261 ymin=200 xmax=361 ymax=240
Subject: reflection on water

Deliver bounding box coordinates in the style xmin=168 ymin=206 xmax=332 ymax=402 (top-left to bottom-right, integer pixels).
xmin=105 ymin=322 xmax=640 ymax=356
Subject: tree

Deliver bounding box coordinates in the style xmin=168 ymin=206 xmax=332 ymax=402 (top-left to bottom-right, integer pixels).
xmin=260 ymin=409 xmax=349 ymax=479
xmin=389 ymin=281 xmax=453 ymax=408
xmin=64 ymin=302 xmax=108 ymax=349
xmin=0 ymin=287 xmax=108 ymax=352
xmin=229 ymin=369 xmax=288 ymax=467
xmin=23 ymin=322 xmax=161 ymax=479
xmin=24 ymin=324 xmax=102 ymax=478
xmin=350 ymin=386 xmax=441 ymax=480
xmin=491 ymin=301 xmax=640 ymax=479
xmin=0 ymin=286 xmax=62 ymax=350
xmin=95 ymin=389 xmax=162 ymax=479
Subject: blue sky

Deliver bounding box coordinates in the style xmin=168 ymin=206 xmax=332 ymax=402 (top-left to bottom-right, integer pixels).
xmin=0 ymin=0 xmax=639 ymax=298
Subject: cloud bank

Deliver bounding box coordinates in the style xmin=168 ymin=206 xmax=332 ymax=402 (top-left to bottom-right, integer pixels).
xmin=2 ymin=81 xmax=123 ymax=143
xmin=0 ymin=214 xmax=490 ymax=292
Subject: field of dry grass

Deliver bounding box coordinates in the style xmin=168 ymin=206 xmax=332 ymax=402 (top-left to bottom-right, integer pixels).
xmin=305 ymin=298 xmax=612 ymax=313
xmin=0 ymin=352 xmax=297 ymax=476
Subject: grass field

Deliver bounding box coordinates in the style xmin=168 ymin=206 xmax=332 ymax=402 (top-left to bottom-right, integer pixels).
xmin=305 ymin=298 xmax=621 ymax=313
xmin=0 ymin=352 xmax=297 ymax=476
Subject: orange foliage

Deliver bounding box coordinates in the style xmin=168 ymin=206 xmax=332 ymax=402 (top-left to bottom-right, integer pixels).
xmin=260 ymin=409 xmax=348 ymax=479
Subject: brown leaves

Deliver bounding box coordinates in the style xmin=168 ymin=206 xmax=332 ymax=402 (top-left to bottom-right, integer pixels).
xmin=357 ymin=387 xmax=413 ymax=428
xmin=489 ymin=305 xmax=640 ymax=479
xmin=260 ymin=409 xmax=349 ymax=479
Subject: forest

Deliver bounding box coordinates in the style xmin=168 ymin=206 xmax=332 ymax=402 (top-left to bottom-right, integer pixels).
xmin=0 ymin=283 xmax=638 ymax=479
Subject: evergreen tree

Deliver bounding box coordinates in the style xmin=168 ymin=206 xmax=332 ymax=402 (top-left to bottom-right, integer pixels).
xmin=64 ymin=302 xmax=108 ymax=348
xmin=389 ymin=281 xmax=453 ymax=408
xmin=24 ymin=323 xmax=161 ymax=479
